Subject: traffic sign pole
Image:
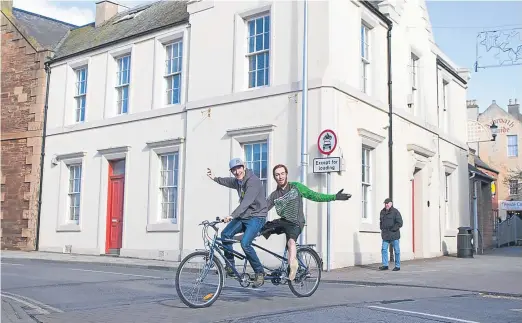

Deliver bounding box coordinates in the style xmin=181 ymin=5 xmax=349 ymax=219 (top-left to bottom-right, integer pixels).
xmin=316 ymin=129 xmax=338 ymax=272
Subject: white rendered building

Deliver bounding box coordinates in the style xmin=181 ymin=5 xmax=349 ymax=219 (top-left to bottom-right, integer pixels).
xmin=38 ymin=0 xmax=471 ymax=269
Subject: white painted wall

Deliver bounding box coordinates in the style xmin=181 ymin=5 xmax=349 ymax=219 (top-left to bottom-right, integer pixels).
xmin=39 ymin=0 xmax=470 ymax=268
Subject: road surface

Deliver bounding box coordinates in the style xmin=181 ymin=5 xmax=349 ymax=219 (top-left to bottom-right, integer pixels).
xmin=2 ymin=258 xmax=521 ymax=323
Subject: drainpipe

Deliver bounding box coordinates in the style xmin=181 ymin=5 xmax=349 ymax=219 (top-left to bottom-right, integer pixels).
xmin=360 ymin=2 xmax=393 ymax=199
xmin=473 ymin=180 xmax=479 ymax=254
xmin=35 ymin=61 xmax=51 ymax=251
xmin=179 ymin=23 xmax=192 ymax=261
xmin=299 ymin=0 xmax=309 ymax=245
xmin=469 ymin=171 xmax=478 ymax=253
xmin=436 ymin=66 xmax=442 ymax=252
xmin=386 ymin=25 xmax=393 ymax=199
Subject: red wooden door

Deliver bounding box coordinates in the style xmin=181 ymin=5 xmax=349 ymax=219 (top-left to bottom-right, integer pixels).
xmin=106 ymin=160 xmax=126 ymax=254
xmin=108 ymin=177 xmax=125 ymax=250
xmin=412 ymin=179 xmax=415 ymax=253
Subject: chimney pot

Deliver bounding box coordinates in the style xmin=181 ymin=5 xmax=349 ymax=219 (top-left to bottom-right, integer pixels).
xmin=95 ymin=1 xmax=119 ymax=27
xmin=509 ymin=99 xmax=512 ymax=104
xmin=516 ymin=98 xmax=519 ymax=104
xmin=492 ymin=100 xmax=496 ymax=104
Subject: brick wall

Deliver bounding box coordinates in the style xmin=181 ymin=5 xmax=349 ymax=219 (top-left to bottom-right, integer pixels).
xmin=478 ymin=182 xmax=495 ymax=250
xmin=479 ymin=168 xmax=499 ymax=211
xmin=1 ymin=12 xmax=49 ymax=250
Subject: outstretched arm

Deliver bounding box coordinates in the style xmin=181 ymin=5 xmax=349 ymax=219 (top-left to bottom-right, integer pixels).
xmin=290 ymin=182 xmax=337 ymax=202
xmin=213 ymin=177 xmax=237 ymax=189
xmin=207 ymin=168 xmax=237 ymax=189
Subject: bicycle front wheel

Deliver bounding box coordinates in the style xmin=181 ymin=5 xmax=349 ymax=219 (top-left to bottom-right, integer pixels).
xmin=175 ymin=251 xmax=224 ymax=308
xmin=288 ymin=247 xmax=322 ymax=297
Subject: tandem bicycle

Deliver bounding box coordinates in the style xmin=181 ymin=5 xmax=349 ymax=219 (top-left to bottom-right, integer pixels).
xmin=174 ymin=217 xmax=322 ymax=308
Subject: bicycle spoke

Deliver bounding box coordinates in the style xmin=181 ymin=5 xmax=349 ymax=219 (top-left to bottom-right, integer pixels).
xmin=176 ymin=252 xmax=223 ymax=308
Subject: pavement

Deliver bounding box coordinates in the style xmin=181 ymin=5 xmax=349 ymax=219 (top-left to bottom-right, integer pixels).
xmin=1 ymin=247 xmax=522 ymax=323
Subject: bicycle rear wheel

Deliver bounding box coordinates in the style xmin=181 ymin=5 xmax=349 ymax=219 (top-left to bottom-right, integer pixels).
xmin=288 ymin=247 xmax=322 ymax=297
xmin=175 ymin=251 xmax=224 ymax=308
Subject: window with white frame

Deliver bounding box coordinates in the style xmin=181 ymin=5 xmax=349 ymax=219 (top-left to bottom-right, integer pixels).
xmin=410 ymin=53 xmax=419 ymax=111
xmin=361 ymin=146 xmax=372 ymax=220
xmin=507 ymin=135 xmax=518 ymax=157
xmin=509 ymin=179 xmax=518 ymax=195
xmin=165 ymin=40 xmax=183 ymax=105
xmin=159 ymin=152 xmax=179 ymax=220
xmin=246 ymin=14 xmax=270 ymax=88
xmin=360 ymin=23 xmax=370 ymax=93
xmin=116 ymin=55 xmax=131 ymax=114
xmin=68 ymin=164 xmax=82 ymax=222
xmin=74 ymin=67 xmax=87 ymax=122
xmin=243 ymin=141 xmax=268 ymax=193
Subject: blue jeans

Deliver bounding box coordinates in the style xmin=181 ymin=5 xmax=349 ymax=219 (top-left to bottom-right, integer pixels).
xmin=221 ymin=217 xmax=266 ymax=274
xmin=382 ymin=239 xmax=400 ymax=268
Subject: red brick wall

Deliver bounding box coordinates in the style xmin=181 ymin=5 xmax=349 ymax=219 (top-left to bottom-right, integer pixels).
xmin=476 ymin=167 xmax=499 ymax=250
xmin=479 ymin=168 xmax=499 ymax=211
xmin=1 ymin=12 xmax=48 ymax=250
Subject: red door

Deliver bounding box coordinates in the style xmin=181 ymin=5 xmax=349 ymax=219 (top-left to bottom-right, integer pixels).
xmin=412 ymin=179 xmax=415 ymax=254
xmin=106 ymin=160 xmax=125 ymax=254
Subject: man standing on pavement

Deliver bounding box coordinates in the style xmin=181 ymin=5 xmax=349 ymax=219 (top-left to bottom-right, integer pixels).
xmin=379 ymin=198 xmax=403 ymax=271
xmin=207 ymin=158 xmax=267 ymax=288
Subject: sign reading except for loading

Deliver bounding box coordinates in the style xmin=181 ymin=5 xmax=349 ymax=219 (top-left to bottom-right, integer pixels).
xmin=313 ymin=157 xmax=340 ymax=173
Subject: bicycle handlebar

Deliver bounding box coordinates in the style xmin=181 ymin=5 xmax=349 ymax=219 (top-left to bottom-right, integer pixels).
xmin=199 ymin=217 xmax=225 ymax=231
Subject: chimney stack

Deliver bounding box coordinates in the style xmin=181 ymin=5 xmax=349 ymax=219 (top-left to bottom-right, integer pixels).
xmin=508 ymin=98 xmax=520 ymax=122
xmin=467 ymin=99 xmax=479 ymax=120
xmin=95 ymin=1 xmax=119 ymax=27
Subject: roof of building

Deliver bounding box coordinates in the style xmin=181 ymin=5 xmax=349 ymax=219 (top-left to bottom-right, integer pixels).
xmin=1 ymin=7 xmax=76 ymax=52
xmin=52 ymin=0 xmax=189 ymax=62
xmin=474 ymin=156 xmax=499 ymax=174
xmin=469 ymin=164 xmax=495 ymax=182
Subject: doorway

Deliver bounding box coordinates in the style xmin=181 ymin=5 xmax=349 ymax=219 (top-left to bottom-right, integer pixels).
xmin=105 ymin=159 xmax=126 ymax=255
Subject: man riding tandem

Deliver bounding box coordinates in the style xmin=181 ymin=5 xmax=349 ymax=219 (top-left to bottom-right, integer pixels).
xmin=208 ymin=159 xmax=351 ymax=287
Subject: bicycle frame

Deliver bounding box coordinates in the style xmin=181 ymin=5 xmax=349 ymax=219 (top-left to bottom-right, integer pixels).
xmin=200 ymin=219 xmax=312 ymax=283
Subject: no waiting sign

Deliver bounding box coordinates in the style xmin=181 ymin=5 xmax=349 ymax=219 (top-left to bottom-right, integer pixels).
xmin=317 ymin=129 xmax=337 ymax=155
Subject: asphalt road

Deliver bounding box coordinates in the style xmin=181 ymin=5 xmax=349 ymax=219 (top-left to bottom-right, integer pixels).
xmin=2 ymin=258 xmax=522 ymax=323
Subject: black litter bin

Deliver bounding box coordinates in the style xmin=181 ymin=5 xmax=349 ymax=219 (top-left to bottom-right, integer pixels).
xmin=457 ymin=227 xmax=473 ymax=258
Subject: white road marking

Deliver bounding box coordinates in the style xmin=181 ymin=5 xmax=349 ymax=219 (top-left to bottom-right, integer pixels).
xmin=480 ymin=294 xmax=522 ymax=300
xmin=510 ymin=309 xmax=522 ymax=312
xmin=1 ymin=263 xmax=24 ymax=266
xmin=68 ymin=268 xmax=164 ymax=279
xmin=367 ymin=305 xmax=481 ymax=323
xmin=1 ymin=293 xmax=51 ymax=315
xmin=324 ymin=282 xmax=374 ymax=287
xmin=1 ymin=291 xmax=64 ymax=313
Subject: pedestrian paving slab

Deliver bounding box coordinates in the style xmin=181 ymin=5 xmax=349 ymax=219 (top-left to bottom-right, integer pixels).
xmin=1 ymin=298 xmax=37 ymax=323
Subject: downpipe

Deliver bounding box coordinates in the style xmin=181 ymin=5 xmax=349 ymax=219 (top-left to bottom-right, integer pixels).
xmin=35 ymin=62 xmax=51 ymax=251
xmin=299 ymin=0 xmax=309 ymax=246
xmin=469 ymin=172 xmax=478 ymax=254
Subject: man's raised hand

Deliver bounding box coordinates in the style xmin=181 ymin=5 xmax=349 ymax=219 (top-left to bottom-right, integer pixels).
xmin=207 ymin=168 xmax=214 ymax=180
xmin=335 ymin=189 xmax=351 ymax=201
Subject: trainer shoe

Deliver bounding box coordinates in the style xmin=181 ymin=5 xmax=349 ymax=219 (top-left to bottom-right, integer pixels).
xmin=252 ymin=272 xmax=265 ymax=288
